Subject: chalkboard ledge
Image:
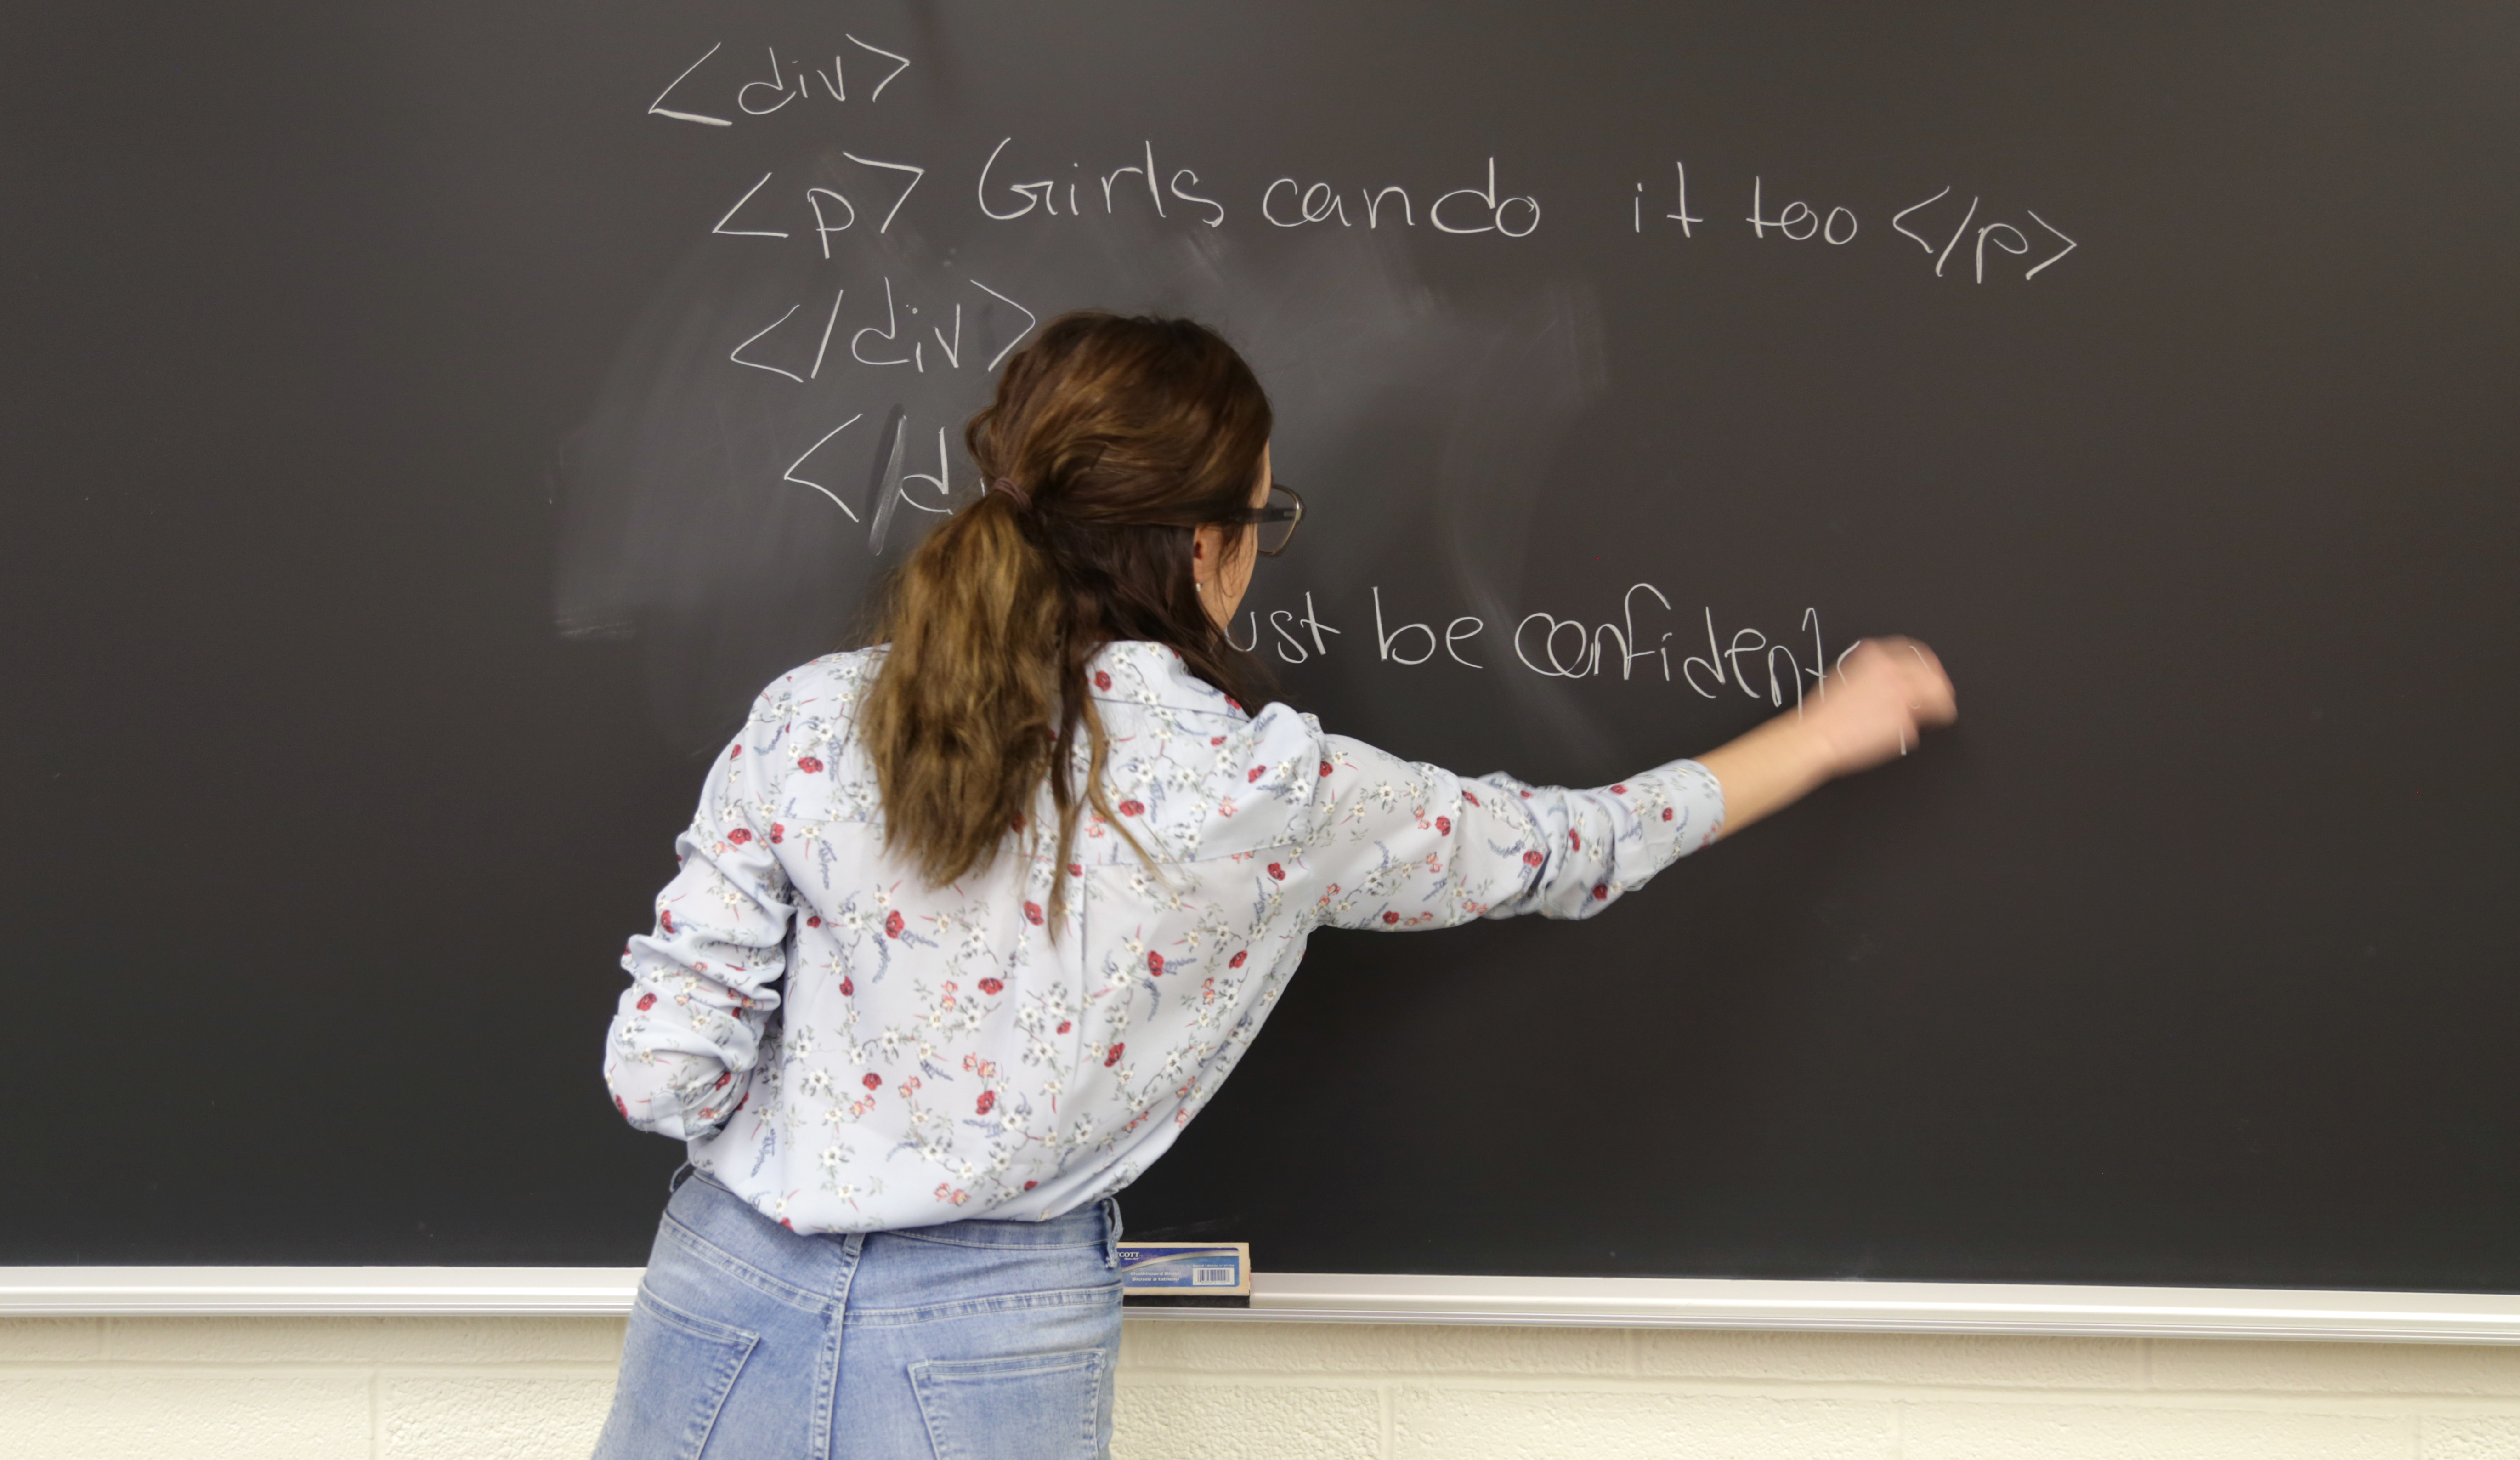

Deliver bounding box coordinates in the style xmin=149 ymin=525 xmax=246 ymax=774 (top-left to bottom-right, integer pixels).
xmin=8 ymin=1268 xmax=2520 ymax=1343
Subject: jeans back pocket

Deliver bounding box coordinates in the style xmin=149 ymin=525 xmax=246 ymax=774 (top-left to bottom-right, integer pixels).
xmin=910 ymin=1346 xmax=1109 ymax=1460
xmin=593 ymin=1288 xmax=760 ymax=1460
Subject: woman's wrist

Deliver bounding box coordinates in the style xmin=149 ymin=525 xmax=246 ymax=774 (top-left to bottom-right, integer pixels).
xmin=1694 ymin=712 xmax=1839 ymax=842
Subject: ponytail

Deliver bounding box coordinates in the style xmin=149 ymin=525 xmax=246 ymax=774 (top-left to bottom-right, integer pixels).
xmin=861 ymin=489 xmax=1064 ymax=890
xmin=861 ymin=313 xmax=1274 ymax=925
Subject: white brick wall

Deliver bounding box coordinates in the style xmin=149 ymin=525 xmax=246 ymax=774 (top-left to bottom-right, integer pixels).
xmin=8 ymin=1315 xmax=2520 ymax=1458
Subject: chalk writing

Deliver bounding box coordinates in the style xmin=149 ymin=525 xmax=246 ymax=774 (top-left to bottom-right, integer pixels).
xmin=709 ymin=159 xmax=924 ymax=246
xmin=646 ymin=35 xmax=911 ymax=128
xmin=1285 ymin=585 xmax=1855 ymax=707
xmin=977 ymin=138 xmax=1224 ymax=227
xmin=684 ymin=123 xmax=2071 ymax=280
xmin=784 ymin=415 xmax=865 ymax=519
xmin=1746 ymin=176 xmax=1858 ymax=245
xmin=1627 ymin=161 xmax=2077 ymax=282
xmin=1889 ymin=185 xmax=2076 ymax=282
xmin=1225 ymin=595 xmax=1342 ymax=664
xmin=729 ymin=277 xmax=1036 ymax=385
xmin=621 ymin=46 xmax=2096 ymax=591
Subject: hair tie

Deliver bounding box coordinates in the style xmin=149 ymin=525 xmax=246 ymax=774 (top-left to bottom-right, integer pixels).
xmin=989 ymin=477 xmax=1032 ymax=510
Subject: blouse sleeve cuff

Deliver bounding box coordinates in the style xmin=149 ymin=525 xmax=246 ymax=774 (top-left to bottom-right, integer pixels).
xmin=1652 ymin=758 xmax=1727 ymax=864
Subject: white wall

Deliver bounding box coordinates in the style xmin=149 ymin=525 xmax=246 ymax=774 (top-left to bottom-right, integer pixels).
xmin=10 ymin=1314 xmax=2520 ymax=1458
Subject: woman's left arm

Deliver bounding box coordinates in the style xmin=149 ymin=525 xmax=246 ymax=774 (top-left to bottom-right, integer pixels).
xmin=603 ymin=696 xmax=796 ymax=1140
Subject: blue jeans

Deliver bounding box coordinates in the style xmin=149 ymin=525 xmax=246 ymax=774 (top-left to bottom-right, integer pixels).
xmin=593 ymin=1169 xmax=1124 ymax=1460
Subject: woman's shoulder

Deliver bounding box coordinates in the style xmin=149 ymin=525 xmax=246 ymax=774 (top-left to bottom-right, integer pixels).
xmin=1087 ymin=641 xmax=1259 ymax=721
xmin=1088 ymin=641 xmax=1328 ymax=751
xmin=1088 ymin=642 xmax=1330 ymax=861
xmin=729 ymin=648 xmax=886 ymax=767
xmin=751 ymin=646 xmax=886 ymax=709
xmin=719 ymin=649 xmax=889 ymax=812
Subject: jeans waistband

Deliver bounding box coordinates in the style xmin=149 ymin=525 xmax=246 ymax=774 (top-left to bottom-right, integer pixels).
xmin=669 ymin=1166 xmax=1121 ymax=1266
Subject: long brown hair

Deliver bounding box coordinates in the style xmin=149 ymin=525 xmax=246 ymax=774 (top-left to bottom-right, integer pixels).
xmin=861 ymin=312 xmax=1273 ymax=915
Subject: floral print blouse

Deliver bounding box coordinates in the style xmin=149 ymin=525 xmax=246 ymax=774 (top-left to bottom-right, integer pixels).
xmin=604 ymin=640 xmax=1725 ymax=1233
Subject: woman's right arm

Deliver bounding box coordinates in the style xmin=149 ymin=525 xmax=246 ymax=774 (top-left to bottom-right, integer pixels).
xmin=1292 ymin=636 xmax=1955 ymax=932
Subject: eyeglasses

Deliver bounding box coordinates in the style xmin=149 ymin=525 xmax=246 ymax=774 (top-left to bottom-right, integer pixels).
xmin=1237 ymin=483 xmax=1304 ymax=557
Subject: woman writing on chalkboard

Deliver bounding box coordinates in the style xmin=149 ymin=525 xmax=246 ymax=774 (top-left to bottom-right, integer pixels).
xmin=593 ymin=313 xmax=1954 ymax=1459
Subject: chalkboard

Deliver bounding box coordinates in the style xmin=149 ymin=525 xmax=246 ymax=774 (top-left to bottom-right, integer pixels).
xmin=7 ymin=0 xmax=2517 ymax=1290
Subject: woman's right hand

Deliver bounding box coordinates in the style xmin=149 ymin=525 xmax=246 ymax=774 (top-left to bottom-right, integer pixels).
xmin=1801 ymin=637 xmax=1959 ymax=776
xmin=1692 ymin=636 xmax=1957 ymax=841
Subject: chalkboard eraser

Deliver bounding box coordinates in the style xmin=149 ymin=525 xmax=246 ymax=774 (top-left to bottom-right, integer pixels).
xmin=1117 ymin=1241 xmax=1251 ymax=1300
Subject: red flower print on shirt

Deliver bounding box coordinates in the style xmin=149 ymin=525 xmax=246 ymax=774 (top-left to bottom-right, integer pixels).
xmin=1266 ymin=863 xmax=1284 ymax=880
xmin=978 ymin=977 xmax=1003 ymax=994
xmin=1057 ymin=1020 xmax=1072 ymax=1034
xmin=1319 ymin=761 xmax=1333 ymax=778
xmin=729 ymin=745 xmax=742 ymax=759
xmin=839 ymin=976 xmax=853 ymax=996
xmin=614 ymin=1095 xmax=628 ymax=1117
xmin=637 ymin=993 xmax=657 ymax=1011
xmin=884 ymin=910 xmax=905 ymax=938
xmin=1382 ymin=910 xmax=1400 ymax=925
xmin=727 ymin=828 xmax=752 ymax=845
xmin=1435 ymin=816 xmax=1451 ymax=835
xmin=1148 ymin=952 xmax=1165 ymax=976
xmin=1661 ymin=807 xmax=1674 ymax=822
xmin=714 ymin=1072 xmax=732 ymax=1090
xmin=798 ymin=755 xmax=825 ymax=773
xmin=1213 ymin=736 xmax=1227 ymax=746
xmin=1522 ymin=850 xmax=1545 ymax=868
xmin=1461 ymin=790 xmax=1479 ymax=807
xmin=770 ymin=823 xmax=785 ymax=843
xmin=1569 ymin=830 xmax=1582 ymax=851
xmin=660 ymin=910 xmax=676 ymax=933
xmin=1611 ymin=784 xmax=1626 ymax=794
xmin=1225 ymin=696 xmax=1241 ymax=710
xmin=1229 ymin=950 xmax=1248 ymax=968
xmin=1105 ymin=1042 xmax=1125 ymax=1067
xmin=976 ymin=1091 xmax=996 ymax=1115
xmin=1118 ymin=799 xmax=1144 ymax=817
xmin=1592 ymin=884 xmax=1609 ymax=900
xmin=1024 ymin=1180 xmax=1038 ymax=1191
xmin=1093 ymin=670 xmax=1113 ymax=691
xmin=863 ymin=1073 xmax=882 ymax=1090
xmin=1024 ymin=902 xmax=1043 ymax=926
xmin=807 ymin=915 xmax=822 ymax=927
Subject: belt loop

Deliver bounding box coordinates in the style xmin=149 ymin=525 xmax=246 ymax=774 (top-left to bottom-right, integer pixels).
xmin=1099 ymin=1196 xmax=1122 ymax=1270
xmin=668 ymin=1161 xmax=698 ymax=1193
